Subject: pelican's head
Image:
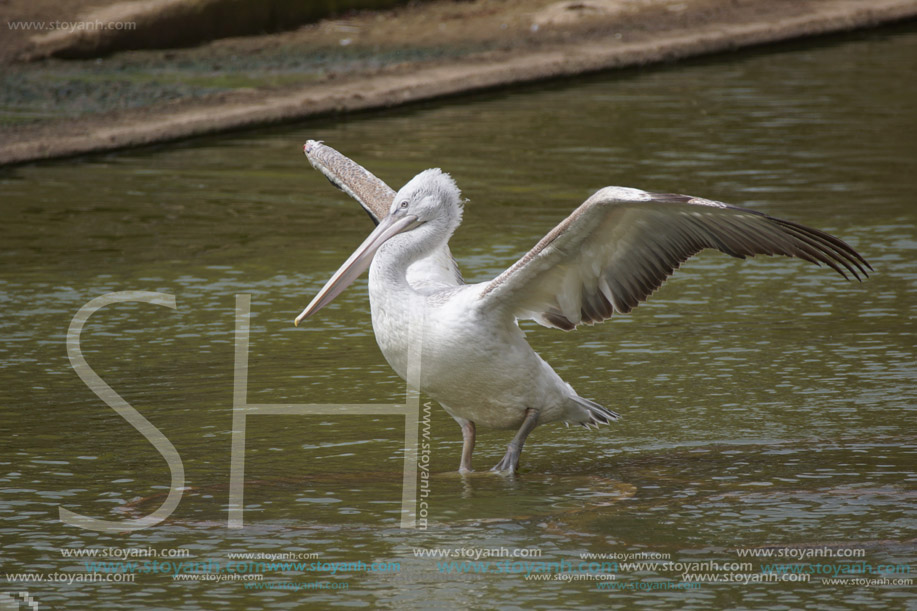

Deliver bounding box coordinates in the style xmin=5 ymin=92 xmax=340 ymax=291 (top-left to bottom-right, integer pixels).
xmin=294 ymin=168 xmax=463 ymax=325
xmin=391 ymin=168 xmax=463 ymax=234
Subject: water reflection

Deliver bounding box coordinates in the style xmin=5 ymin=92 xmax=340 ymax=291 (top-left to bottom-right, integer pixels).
xmin=1 ymin=23 xmax=915 ymax=610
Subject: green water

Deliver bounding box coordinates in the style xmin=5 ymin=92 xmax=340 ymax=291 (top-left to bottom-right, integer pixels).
xmin=1 ymin=25 xmax=915 ymax=610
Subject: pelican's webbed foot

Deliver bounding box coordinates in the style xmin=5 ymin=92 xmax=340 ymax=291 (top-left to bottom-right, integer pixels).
xmin=490 ymin=408 xmax=540 ymax=474
xmin=491 ymin=447 xmax=520 ymax=473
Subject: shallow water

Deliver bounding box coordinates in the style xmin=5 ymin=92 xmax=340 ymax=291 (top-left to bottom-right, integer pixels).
xmin=1 ymin=24 xmax=915 ymax=610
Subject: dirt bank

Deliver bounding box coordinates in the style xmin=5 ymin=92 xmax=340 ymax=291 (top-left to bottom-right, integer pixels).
xmin=16 ymin=0 xmax=417 ymax=60
xmin=1 ymin=0 xmax=915 ymax=167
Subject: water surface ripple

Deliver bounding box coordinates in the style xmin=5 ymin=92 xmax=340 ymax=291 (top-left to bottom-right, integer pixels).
xmin=1 ymin=24 xmax=915 ymax=610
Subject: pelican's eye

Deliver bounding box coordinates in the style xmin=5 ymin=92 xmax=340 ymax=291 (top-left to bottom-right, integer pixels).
xmin=399 ymin=200 xmax=409 ymax=209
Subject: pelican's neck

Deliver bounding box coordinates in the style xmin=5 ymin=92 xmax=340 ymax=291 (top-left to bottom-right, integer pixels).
xmin=369 ymin=221 xmax=451 ymax=293
xmin=368 ymin=223 xmax=451 ymax=377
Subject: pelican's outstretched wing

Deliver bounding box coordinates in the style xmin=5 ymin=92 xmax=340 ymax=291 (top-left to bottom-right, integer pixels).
xmin=479 ymin=187 xmax=871 ymax=330
xmin=304 ymin=140 xmax=463 ymax=289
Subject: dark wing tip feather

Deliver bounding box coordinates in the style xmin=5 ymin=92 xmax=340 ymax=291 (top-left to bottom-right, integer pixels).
xmin=771 ymin=217 xmax=871 ymax=281
xmin=543 ymin=310 xmax=577 ymax=331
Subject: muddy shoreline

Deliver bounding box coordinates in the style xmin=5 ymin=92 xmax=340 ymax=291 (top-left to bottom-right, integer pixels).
xmin=2 ymin=0 xmax=915 ymax=167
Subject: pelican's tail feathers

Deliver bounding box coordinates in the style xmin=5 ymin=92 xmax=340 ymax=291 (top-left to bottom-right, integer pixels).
xmin=573 ymin=396 xmax=619 ymax=428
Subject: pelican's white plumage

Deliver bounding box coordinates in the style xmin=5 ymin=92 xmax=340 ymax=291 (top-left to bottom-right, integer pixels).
xmin=297 ymin=141 xmax=870 ymax=473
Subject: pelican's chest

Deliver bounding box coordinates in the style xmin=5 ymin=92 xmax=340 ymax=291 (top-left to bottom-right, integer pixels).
xmin=369 ymin=291 xmax=412 ymax=377
xmin=367 ymin=265 xmax=422 ymax=378
xmin=368 ymin=281 xmax=481 ymax=383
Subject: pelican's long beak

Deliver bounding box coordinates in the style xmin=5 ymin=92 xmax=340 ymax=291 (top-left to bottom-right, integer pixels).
xmin=294 ymin=212 xmax=419 ymax=325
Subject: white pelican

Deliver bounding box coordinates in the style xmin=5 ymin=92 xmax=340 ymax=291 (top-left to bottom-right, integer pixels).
xmin=295 ymin=141 xmax=870 ymax=473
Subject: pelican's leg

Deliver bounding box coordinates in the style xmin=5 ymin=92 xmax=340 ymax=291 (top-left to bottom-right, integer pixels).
xmin=491 ymin=408 xmax=540 ymax=473
xmin=459 ymin=420 xmax=476 ymax=474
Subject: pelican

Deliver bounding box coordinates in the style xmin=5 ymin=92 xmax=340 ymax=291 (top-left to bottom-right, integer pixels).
xmin=295 ymin=141 xmax=870 ymax=473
